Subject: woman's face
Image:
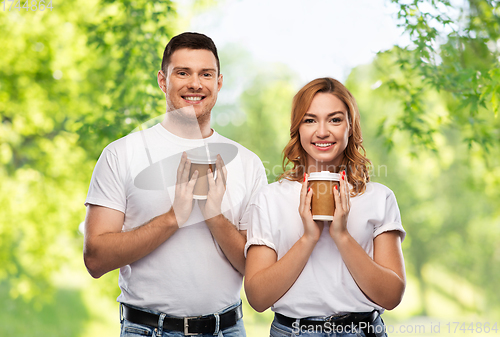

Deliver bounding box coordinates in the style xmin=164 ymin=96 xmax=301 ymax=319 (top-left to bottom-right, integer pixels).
xmin=299 ymin=92 xmax=351 ymax=171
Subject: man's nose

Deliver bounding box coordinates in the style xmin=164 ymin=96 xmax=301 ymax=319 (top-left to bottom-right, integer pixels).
xmin=188 ymin=75 xmax=202 ymax=90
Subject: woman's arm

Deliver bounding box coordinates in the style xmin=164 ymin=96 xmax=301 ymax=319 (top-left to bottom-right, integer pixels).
xmin=330 ymin=171 xmax=406 ymax=310
xmin=244 ymin=174 xmax=323 ymax=312
xmin=333 ymin=230 xmax=406 ymax=310
xmin=245 ymin=236 xmax=317 ymax=312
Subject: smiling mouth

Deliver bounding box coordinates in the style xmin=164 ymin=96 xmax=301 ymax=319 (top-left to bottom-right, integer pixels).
xmin=182 ymin=96 xmax=205 ymax=102
xmin=313 ymin=142 xmax=335 ymax=148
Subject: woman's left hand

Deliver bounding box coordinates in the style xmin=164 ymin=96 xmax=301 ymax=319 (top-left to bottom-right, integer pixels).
xmin=329 ymin=170 xmax=351 ymax=241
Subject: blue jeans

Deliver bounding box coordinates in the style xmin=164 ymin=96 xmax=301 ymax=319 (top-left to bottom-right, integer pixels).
xmin=269 ymin=314 xmax=388 ymax=337
xmin=120 ymin=301 xmax=246 ymax=337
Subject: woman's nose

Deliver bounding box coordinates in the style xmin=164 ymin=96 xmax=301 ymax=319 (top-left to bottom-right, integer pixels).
xmin=315 ymin=122 xmax=330 ymax=138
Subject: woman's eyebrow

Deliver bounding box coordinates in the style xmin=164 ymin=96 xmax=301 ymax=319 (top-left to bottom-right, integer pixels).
xmin=303 ymin=111 xmax=345 ymax=117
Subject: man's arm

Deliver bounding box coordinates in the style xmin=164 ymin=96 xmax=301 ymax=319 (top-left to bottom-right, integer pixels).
xmin=198 ymin=155 xmax=246 ymax=274
xmin=83 ymin=152 xmax=198 ymax=279
xmin=83 ymin=205 xmax=179 ymax=279
xmin=204 ymin=215 xmax=247 ymax=275
xmin=200 ymin=154 xmax=267 ymax=275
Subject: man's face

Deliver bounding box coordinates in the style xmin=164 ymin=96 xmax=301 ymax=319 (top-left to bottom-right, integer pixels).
xmin=159 ymin=48 xmax=223 ymax=122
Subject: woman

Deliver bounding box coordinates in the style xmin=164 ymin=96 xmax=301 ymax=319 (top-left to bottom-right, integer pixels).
xmin=244 ymin=78 xmax=406 ymax=337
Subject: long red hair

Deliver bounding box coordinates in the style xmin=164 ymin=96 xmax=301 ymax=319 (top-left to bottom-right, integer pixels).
xmin=279 ymin=78 xmax=371 ymax=196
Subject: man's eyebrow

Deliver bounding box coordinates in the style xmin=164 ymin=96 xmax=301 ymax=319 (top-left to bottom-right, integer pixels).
xmin=172 ymin=67 xmax=191 ymax=72
xmin=172 ymin=67 xmax=217 ymax=73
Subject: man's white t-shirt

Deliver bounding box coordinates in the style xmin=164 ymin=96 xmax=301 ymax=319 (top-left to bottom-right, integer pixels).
xmin=245 ymin=179 xmax=405 ymax=318
xmin=85 ymin=123 xmax=267 ymax=316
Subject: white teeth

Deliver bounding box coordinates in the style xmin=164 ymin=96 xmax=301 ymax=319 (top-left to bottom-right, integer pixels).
xmin=184 ymin=96 xmax=203 ymax=101
xmin=315 ymin=143 xmax=333 ymax=147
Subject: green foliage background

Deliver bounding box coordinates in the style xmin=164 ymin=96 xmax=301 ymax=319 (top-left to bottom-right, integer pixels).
xmin=1 ymin=0 xmax=499 ymax=336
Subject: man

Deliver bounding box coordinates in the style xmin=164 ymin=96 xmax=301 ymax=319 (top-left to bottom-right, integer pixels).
xmin=83 ymin=32 xmax=267 ymax=336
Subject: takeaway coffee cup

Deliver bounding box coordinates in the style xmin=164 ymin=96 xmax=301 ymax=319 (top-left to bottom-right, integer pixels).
xmin=308 ymin=171 xmax=340 ymax=221
xmin=186 ymin=147 xmax=217 ymax=200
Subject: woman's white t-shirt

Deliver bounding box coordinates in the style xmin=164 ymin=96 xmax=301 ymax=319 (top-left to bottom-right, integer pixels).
xmin=245 ymin=179 xmax=405 ymax=318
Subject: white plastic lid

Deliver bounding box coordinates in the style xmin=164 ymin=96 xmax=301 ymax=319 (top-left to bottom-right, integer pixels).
xmin=313 ymin=215 xmax=334 ymax=221
xmin=186 ymin=146 xmax=217 ymax=164
xmin=308 ymin=171 xmax=340 ymax=181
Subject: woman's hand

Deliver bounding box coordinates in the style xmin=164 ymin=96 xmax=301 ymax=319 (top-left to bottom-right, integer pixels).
xmin=299 ymin=173 xmax=324 ymax=243
xmin=329 ymin=170 xmax=350 ymax=241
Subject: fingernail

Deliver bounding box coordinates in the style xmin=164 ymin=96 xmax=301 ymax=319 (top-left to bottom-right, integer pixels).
xmin=308 ymin=187 xmax=311 ymax=193
xmin=341 ymin=175 xmax=344 ymax=180
xmin=343 ymin=170 xmax=346 ymax=176
xmin=304 ymin=173 xmax=307 ymax=182
xmin=334 ymin=185 xmax=338 ymax=190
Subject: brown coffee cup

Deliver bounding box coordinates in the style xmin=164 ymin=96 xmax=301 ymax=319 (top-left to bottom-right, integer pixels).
xmin=186 ymin=148 xmax=217 ymax=200
xmin=190 ymin=163 xmax=215 ymax=199
xmin=308 ymin=171 xmax=340 ymax=221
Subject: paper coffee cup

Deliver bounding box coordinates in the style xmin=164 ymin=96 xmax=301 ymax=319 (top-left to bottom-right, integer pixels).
xmin=186 ymin=147 xmax=217 ymax=200
xmin=308 ymin=171 xmax=340 ymax=221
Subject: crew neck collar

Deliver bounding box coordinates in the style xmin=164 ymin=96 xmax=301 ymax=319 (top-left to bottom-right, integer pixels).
xmin=153 ymin=123 xmax=219 ymax=146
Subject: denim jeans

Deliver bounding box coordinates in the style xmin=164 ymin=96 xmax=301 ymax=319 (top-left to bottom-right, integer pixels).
xmin=269 ymin=314 xmax=388 ymax=337
xmin=120 ymin=301 xmax=246 ymax=337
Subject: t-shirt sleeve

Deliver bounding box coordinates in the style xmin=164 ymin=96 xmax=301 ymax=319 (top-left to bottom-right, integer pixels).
xmin=85 ymin=147 xmax=126 ymax=213
xmin=244 ymin=201 xmax=277 ymax=257
xmin=373 ymin=189 xmax=405 ymax=241
xmin=238 ymin=159 xmax=268 ymax=231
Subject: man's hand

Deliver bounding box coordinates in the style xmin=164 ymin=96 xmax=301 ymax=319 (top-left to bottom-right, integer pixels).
xmin=170 ymin=152 xmax=198 ymax=227
xmin=199 ymin=154 xmax=226 ymax=220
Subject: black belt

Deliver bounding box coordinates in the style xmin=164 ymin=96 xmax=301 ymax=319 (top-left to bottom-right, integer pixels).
xmin=275 ymin=311 xmax=379 ymax=337
xmin=122 ymin=303 xmax=242 ymax=335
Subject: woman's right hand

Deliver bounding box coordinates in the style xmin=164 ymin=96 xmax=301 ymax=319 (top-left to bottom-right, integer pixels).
xmin=299 ymin=173 xmax=324 ymax=243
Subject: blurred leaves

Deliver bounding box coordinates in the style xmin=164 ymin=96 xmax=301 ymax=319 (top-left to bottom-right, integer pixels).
xmin=0 ymin=0 xmax=178 ymax=304
xmin=1 ymin=1 xmax=96 ymax=303
xmin=1 ymin=0 xmax=500 ymax=327
xmin=78 ymin=0 xmax=178 ymax=158
xmin=384 ymin=0 xmax=500 ymax=153
xmin=347 ymin=49 xmax=500 ymax=316
xmin=212 ymin=44 xmax=298 ymax=182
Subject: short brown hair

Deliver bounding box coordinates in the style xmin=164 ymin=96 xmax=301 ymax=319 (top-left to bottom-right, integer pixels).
xmin=161 ymin=32 xmax=220 ymax=75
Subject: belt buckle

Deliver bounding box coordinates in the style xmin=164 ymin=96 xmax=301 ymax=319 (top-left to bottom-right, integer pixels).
xmin=183 ymin=316 xmax=198 ymax=336
xmin=326 ymin=313 xmax=348 ymax=324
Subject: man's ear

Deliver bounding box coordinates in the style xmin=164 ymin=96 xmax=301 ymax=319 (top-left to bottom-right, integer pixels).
xmin=158 ymin=70 xmax=167 ymax=93
xmin=217 ymin=74 xmax=223 ymax=92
